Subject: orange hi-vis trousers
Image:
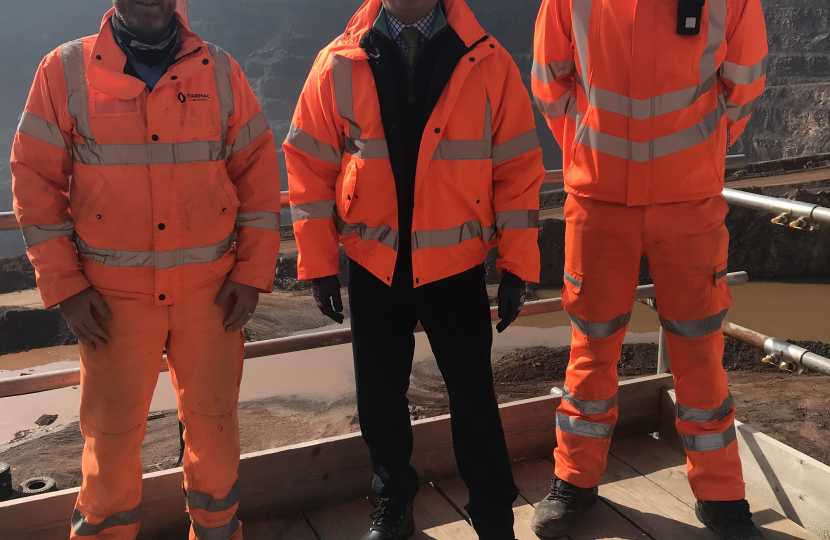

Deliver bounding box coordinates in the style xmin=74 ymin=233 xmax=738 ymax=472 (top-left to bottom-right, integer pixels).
xmin=555 ymin=195 xmax=745 ymax=502
xmin=71 ymin=278 xmax=244 ymax=540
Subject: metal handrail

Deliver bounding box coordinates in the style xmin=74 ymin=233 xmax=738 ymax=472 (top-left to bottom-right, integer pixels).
xmin=0 ymin=272 xmax=750 ymax=398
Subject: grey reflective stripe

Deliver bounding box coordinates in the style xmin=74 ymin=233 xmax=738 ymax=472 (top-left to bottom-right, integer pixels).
xmin=227 ymin=112 xmax=270 ymax=157
xmin=193 ymin=515 xmax=240 ymax=540
xmin=569 ymin=311 xmax=631 ymax=338
xmin=726 ymin=96 xmax=761 ymax=123
xmin=700 ymin=0 xmax=727 ymax=93
xmin=207 ymin=43 xmax=235 ymax=147
xmin=682 ymin=424 xmax=737 ymax=452
xmin=285 ymin=123 xmax=342 ymax=164
xmin=17 ymin=112 xmax=67 ymax=149
xmin=411 ymin=221 xmax=496 ymax=252
xmin=495 ymin=210 xmax=539 ymax=231
xmin=661 ymin=308 xmax=728 ymax=338
xmin=677 ymin=394 xmax=734 ymax=424
xmin=535 ymin=92 xmax=572 ymax=121
xmin=236 ymin=211 xmax=280 ymax=232
xmin=291 ymin=200 xmax=336 ymax=222
xmin=562 ymin=385 xmax=617 ymax=415
xmin=572 ymin=0 xmax=592 ymax=86
xmin=187 ymin=481 xmax=240 ymax=513
xmin=22 ymin=220 xmax=75 ymax=248
xmin=493 ymin=130 xmax=540 ymax=165
xmin=563 ymin=270 xmax=582 ymax=291
xmin=720 ymin=56 xmax=769 ymax=86
xmin=433 ymin=98 xmax=492 ymax=160
xmin=61 ymin=39 xmax=94 ymax=143
xmin=75 ymin=233 xmax=234 ymax=270
xmin=532 ymin=59 xmax=576 ymax=83
xmin=345 ymin=137 xmax=389 ymax=159
xmin=715 ymin=267 xmax=728 ymax=282
xmin=71 ymin=508 xmax=139 ymax=536
xmin=332 ymin=56 xmax=361 ymax=140
xmin=73 ymin=141 xmax=225 ymax=166
xmin=577 ymin=99 xmax=724 ymax=162
xmin=556 ymin=413 xmax=615 ymax=440
xmin=337 ymin=216 xmax=399 ymax=251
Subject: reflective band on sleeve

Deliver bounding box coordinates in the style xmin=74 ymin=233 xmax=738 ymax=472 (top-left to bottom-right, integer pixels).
xmin=22 ymin=220 xmax=75 ymax=248
xmin=61 ymin=39 xmax=95 ymax=143
xmin=562 ymin=385 xmax=618 ymax=415
xmin=726 ymin=96 xmax=761 ymax=123
xmin=207 ymin=43 xmax=235 ymax=146
xmin=495 ymin=210 xmax=539 ymax=231
xmin=291 ymin=200 xmax=336 ymax=222
xmin=660 ymin=308 xmax=728 ymax=338
xmin=568 ymin=311 xmax=632 ymax=339
xmin=682 ymin=424 xmax=737 ymax=452
xmin=72 ymin=141 xmax=225 ymax=166
xmin=534 ymin=92 xmax=572 ymax=121
xmin=187 ymin=481 xmax=240 ymax=513
xmin=720 ymin=56 xmax=769 ymax=86
xmin=563 ymin=270 xmax=582 ymax=291
xmin=493 ymin=130 xmax=541 ymax=165
xmin=556 ymin=413 xmax=615 ymax=440
xmin=17 ymin=111 xmax=67 ymax=149
xmin=193 ymin=515 xmax=240 ymax=540
xmin=532 ymin=59 xmax=576 ymax=83
xmin=411 ymin=221 xmax=496 ymax=252
xmin=227 ymin=112 xmax=271 ymax=157
xmin=677 ymin=394 xmax=734 ymax=424
xmin=345 ymin=137 xmax=390 ymax=159
xmin=332 ymin=55 xmax=362 ymax=141
xmin=337 ymin=216 xmax=399 ymax=251
xmin=285 ymin=123 xmax=342 ymax=164
xmin=71 ymin=508 xmax=139 ymax=536
xmin=75 ymin=233 xmax=234 ymax=270
xmin=235 ymin=211 xmax=281 ymax=232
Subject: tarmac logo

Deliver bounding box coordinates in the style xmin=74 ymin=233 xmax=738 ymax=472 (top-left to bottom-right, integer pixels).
xmin=177 ymin=92 xmax=187 ymax=103
xmin=187 ymin=93 xmax=211 ymax=102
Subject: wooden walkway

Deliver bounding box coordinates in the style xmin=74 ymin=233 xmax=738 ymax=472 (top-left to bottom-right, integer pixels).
xmin=242 ymin=436 xmax=817 ymax=540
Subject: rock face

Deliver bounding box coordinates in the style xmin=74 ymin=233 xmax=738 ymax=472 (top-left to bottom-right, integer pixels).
xmin=0 ymin=254 xmax=36 ymax=294
xmin=0 ymin=306 xmax=75 ymax=356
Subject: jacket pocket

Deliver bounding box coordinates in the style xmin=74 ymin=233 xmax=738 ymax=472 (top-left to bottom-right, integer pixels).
xmin=216 ymin=170 xmax=241 ymax=214
xmin=337 ymin=160 xmax=358 ymax=217
xmin=563 ymin=265 xmax=584 ymax=295
xmin=72 ymin=174 xmax=108 ymax=230
xmin=568 ymin=105 xmax=595 ymax=174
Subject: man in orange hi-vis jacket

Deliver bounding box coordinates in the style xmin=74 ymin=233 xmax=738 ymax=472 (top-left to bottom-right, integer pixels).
xmin=530 ymin=0 xmax=768 ymax=538
xmin=284 ymin=0 xmax=544 ymax=538
xmin=10 ymin=1 xmax=281 ymax=538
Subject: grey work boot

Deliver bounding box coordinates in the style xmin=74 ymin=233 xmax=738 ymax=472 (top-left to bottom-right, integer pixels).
xmin=531 ymin=474 xmax=598 ymax=538
xmin=696 ymin=500 xmax=765 ymax=540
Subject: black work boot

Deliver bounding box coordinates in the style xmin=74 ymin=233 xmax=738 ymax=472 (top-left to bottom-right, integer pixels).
xmin=696 ymin=500 xmax=765 ymax=540
xmin=531 ymin=474 xmax=598 ymax=538
xmin=361 ymin=496 xmax=415 ymax=540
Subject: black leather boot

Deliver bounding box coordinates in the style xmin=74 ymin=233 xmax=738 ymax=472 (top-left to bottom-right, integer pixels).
xmin=531 ymin=474 xmax=598 ymax=538
xmin=696 ymin=500 xmax=765 ymax=540
xmin=360 ymin=496 xmax=416 ymax=540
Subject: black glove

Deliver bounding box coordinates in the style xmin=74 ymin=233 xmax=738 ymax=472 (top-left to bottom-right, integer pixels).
xmin=311 ymin=275 xmax=344 ymax=324
xmin=496 ymin=272 xmax=526 ymax=333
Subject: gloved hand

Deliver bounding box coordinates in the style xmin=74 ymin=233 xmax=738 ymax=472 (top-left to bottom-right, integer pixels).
xmin=496 ymin=272 xmax=526 ymax=333
xmin=312 ymin=275 xmax=345 ymax=324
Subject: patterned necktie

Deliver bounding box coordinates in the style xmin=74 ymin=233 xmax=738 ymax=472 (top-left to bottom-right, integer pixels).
xmin=399 ymin=27 xmax=422 ymax=69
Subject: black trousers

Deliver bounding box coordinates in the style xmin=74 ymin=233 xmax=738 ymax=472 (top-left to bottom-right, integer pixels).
xmin=348 ymin=259 xmax=519 ymax=537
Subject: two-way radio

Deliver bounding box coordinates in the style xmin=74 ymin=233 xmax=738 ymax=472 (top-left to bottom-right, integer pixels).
xmin=677 ymin=0 xmax=706 ymax=35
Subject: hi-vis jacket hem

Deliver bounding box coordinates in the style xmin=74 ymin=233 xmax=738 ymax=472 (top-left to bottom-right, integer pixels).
xmin=285 ymin=0 xmax=545 ymax=287
xmin=11 ymin=8 xmax=282 ymax=307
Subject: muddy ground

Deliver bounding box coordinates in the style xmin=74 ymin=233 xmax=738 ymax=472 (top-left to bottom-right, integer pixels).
xmin=1 ymin=337 xmax=827 ymax=496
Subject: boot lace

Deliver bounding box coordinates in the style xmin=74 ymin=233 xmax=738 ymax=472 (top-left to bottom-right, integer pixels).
xmin=370 ymin=497 xmax=406 ymax=534
xmin=546 ymin=477 xmax=582 ymax=506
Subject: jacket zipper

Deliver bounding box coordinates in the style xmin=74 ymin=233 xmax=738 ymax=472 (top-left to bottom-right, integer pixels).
xmin=169 ymin=46 xmax=204 ymax=68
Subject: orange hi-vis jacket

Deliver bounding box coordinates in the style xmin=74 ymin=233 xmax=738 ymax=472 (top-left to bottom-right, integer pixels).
xmin=11 ymin=9 xmax=282 ymax=309
xmin=533 ymin=0 xmax=768 ymax=206
xmin=284 ymin=0 xmax=545 ymax=288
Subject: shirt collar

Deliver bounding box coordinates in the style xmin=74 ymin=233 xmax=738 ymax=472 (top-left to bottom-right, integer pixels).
xmin=373 ymin=2 xmax=446 ymax=41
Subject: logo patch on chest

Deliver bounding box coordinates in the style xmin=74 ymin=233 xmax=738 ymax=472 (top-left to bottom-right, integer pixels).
xmin=187 ymin=93 xmax=211 ymax=102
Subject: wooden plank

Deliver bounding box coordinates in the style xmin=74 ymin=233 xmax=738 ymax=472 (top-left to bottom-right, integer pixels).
xmin=411 ymin=484 xmax=477 ymax=540
xmin=659 ymin=388 xmax=830 ymax=540
xmin=244 ymin=514 xmax=318 ymax=540
xmin=610 ymin=436 xmax=819 ymax=540
xmin=511 ymin=459 xmax=648 ymax=540
xmin=305 ymin=498 xmax=375 ymax=540
xmin=602 ymin=454 xmax=720 ymax=540
xmin=0 ymin=374 xmax=673 ymax=540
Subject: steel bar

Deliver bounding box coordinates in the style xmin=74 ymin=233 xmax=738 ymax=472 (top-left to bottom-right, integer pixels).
xmin=722 ymin=188 xmax=830 ymax=225
xmin=0 ymin=272 xmax=749 ymax=399
xmin=762 ymin=336 xmax=830 ymax=376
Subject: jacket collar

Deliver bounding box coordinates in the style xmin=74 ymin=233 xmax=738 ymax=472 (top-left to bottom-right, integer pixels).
xmin=87 ymin=8 xmax=213 ymax=100
xmin=334 ymin=0 xmax=487 ymax=59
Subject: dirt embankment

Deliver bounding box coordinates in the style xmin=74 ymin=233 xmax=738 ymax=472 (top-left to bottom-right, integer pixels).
xmin=1 ymin=338 xmax=827 ymax=495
